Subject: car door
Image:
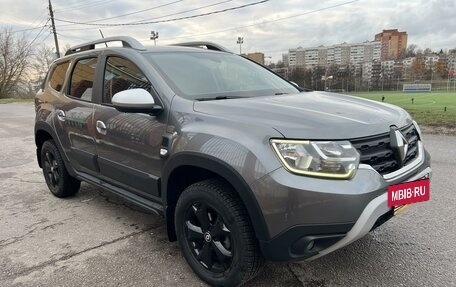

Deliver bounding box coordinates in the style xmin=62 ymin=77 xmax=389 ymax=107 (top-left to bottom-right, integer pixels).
xmin=52 ymin=56 xmax=99 ymax=175
xmin=92 ymin=55 xmax=166 ymax=199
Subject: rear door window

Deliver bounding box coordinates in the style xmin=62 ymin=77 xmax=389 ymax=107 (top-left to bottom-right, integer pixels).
xmin=69 ymin=57 xmax=98 ymax=101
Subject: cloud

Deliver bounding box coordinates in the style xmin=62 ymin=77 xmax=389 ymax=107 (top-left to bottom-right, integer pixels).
xmin=1 ymin=0 xmax=455 ymax=61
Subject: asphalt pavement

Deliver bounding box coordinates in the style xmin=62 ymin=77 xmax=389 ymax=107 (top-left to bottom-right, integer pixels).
xmin=0 ymin=102 xmax=455 ymax=287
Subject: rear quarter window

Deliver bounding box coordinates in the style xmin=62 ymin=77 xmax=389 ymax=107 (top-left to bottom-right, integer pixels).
xmin=49 ymin=61 xmax=70 ymax=92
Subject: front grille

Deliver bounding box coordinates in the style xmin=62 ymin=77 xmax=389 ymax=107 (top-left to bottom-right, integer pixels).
xmin=351 ymin=124 xmax=420 ymax=175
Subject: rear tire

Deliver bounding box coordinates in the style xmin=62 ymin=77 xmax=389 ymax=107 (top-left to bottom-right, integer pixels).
xmin=41 ymin=140 xmax=80 ymax=198
xmin=175 ymin=179 xmax=263 ymax=287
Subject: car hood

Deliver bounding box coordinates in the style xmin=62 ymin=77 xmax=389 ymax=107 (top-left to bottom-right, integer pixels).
xmin=193 ymin=91 xmax=412 ymax=139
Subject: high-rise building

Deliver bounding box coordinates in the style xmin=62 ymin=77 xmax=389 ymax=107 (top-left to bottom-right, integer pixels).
xmin=334 ymin=43 xmax=351 ymax=65
xmin=448 ymin=54 xmax=456 ymax=74
xmin=374 ymin=29 xmax=408 ymax=61
xmin=364 ymin=41 xmax=381 ymax=62
xmin=287 ymin=41 xmax=380 ymax=68
xmin=282 ymin=53 xmax=289 ymax=66
xmin=424 ymin=55 xmax=439 ymax=69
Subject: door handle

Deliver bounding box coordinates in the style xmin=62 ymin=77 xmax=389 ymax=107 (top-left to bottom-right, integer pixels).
xmin=96 ymin=120 xmax=107 ymax=135
xmin=56 ymin=110 xmax=66 ymax=122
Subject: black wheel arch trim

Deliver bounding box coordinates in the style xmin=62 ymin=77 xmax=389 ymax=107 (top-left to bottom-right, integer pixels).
xmin=34 ymin=121 xmax=77 ymax=178
xmin=162 ymin=152 xmax=270 ymax=242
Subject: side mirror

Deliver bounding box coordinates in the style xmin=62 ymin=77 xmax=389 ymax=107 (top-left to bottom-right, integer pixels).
xmin=112 ymin=88 xmax=162 ymax=115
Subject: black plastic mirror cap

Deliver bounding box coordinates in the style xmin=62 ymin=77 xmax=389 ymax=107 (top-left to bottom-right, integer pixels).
xmin=114 ymin=104 xmax=163 ymax=116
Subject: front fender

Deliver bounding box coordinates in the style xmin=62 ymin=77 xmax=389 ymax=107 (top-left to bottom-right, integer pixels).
xmin=34 ymin=121 xmax=76 ymax=177
xmin=162 ymin=152 xmax=271 ymax=242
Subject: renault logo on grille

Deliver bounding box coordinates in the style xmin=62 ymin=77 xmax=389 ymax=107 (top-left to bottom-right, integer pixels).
xmin=390 ymin=127 xmax=409 ymax=167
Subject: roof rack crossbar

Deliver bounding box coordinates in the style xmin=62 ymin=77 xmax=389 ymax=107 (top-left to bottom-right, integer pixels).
xmin=171 ymin=41 xmax=231 ymax=53
xmin=65 ymin=36 xmax=146 ymax=56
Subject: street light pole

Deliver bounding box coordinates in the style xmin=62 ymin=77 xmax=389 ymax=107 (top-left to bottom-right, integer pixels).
xmin=237 ymin=36 xmax=243 ymax=54
xmin=150 ymin=31 xmax=159 ymax=46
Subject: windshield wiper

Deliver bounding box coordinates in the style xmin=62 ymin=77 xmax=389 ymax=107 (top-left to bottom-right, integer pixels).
xmin=195 ymin=96 xmax=243 ymax=101
xmin=274 ymin=92 xmax=288 ymax=95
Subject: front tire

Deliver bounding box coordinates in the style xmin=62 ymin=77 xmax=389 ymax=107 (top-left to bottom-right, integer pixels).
xmin=41 ymin=140 xmax=80 ymax=198
xmin=175 ymin=179 xmax=263 ymax=287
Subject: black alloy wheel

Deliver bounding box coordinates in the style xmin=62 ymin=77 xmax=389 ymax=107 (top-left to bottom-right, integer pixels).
xmin=175 ymin=179 xmax=263 ymax=287
xmin=43 ymin=150 xmax=60 ymax=188
xmin=41 ymin=140 xmax=80 ymax=198
xmin=184 ymin=201 xmax=233 ymax=273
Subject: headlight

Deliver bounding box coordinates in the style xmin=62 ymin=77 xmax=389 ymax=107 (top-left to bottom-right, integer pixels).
xmin=270 ymin=139 xmax=360 ymax=179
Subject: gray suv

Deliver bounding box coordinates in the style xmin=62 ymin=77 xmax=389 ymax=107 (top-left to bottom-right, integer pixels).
xmin=34 ymin=36 xmax=432 ymax=286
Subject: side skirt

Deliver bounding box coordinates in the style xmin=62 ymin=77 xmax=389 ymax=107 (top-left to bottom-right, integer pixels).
xmin=75 ymin=171 xmax=165 ymax=216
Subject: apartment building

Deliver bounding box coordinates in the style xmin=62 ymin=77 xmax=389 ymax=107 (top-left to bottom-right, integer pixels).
xmin=334 ymin=44 xmax=351 ymax=65
xmin=448 ymin=54 xmax=456 ymax=74
xmin=381 ymin=60 xmax=395 ymax=71
xmin=244 ymin=52 xmax=265 ymax=65
xmin=402 ymin=57 xmax=415 ymax=68
xmin=425 ymin=54 xmax=440 ymax=69
xmin=287 ymin=41 xmax=381 ymax=69
xmin=364 ymin=41 xmax=381 ymax=62
xmin=350 ymin=44 xmax=365 ymax=64
xmin=362 ymin=61 xmax=382 ymax=83
xmin=282 ymin=53 xmax=289 ymax=66
xmin=374 ymin=29 xmax=408 ymax=61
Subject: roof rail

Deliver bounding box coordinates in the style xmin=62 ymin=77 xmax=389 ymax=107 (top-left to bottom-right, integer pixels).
xmin=171 ymin=41 xmax=231 ymax=53
xmin=65 ymin=36 xmax=146 ymax=56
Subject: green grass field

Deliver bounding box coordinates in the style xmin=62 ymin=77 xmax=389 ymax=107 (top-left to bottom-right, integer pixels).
xmin=351 ymin=91 xmax=456 ymax=127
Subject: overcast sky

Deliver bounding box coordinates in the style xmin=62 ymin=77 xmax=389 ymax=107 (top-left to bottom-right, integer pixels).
xmin=1 ymin=0 xmax=455 ymax=61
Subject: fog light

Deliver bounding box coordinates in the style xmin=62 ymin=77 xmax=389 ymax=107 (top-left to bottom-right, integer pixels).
xmin=306 ymin=240 xmax=315 ymax=251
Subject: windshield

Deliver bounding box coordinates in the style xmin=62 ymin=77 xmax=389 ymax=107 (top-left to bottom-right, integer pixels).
xmin=145 ymin=51 xmax=299 ymax=100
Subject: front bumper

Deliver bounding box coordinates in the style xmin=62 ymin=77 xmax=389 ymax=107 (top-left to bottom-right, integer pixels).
xmin=254 ymin=144 xmax=431 ymax=262
xmin=307 ymin=165 xmax=432 ymax=261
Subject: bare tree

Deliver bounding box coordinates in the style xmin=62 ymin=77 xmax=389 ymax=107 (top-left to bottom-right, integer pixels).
xmin=289 ymin=67 xmax=307 ymax=88
xmin=0 ymin=27 xmax=33 ymax=98
xmin=410 ymin=53 xmax=427 ymax=81
xmin=423 ymin=48 xmax=433 ymax=55
xmin=434 ymin=59 xmax=448 ymax=79
xmin=275 ymin=60 xmax=285 ymax=68
xmin=405 ymin=44 xmax=418 ymax=58
xmin=32 ymin=44 xmax=55 ymax=85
